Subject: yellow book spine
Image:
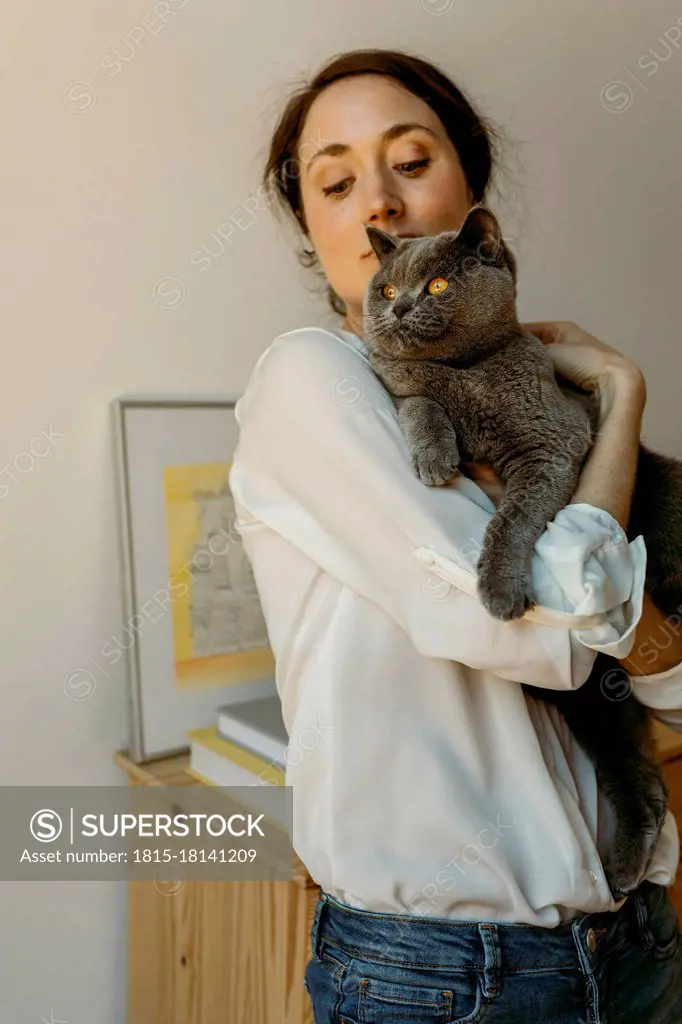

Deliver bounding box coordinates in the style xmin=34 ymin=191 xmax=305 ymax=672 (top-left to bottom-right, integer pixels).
xmin=187 ymin=725 xmax=285 ymax=786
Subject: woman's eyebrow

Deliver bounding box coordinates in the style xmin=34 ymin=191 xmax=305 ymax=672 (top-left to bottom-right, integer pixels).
xmin=304 ymin=122 xmax=439 ymax=174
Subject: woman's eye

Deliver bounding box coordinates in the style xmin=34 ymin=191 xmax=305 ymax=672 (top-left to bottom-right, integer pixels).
xmin=427 ymin=277 xmax=449 ymax=295
xmin=396 ymin=157 xmax=431 ymax=175
xmin=382 ymin=284 xmax=397 ymax=300
xmin=322 ymin=177 xmax=353 ymax=198
xmin=321 ymin=158 xmax=430 ymax=198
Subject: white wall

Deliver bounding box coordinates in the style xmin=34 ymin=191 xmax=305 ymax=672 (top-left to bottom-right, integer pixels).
xmin=2 ymin=0 xmax=681 ymax=1018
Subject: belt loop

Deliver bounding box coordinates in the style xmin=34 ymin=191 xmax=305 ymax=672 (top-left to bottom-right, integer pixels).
xmin=477 ymin=923 xmax=501 ymax=999
xmin=631 ymin=886 xmax=655 ymax=951
xmin=310 ymin=891 xmax=328 ymax=958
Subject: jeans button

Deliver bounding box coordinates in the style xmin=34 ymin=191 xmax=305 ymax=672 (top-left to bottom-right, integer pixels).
xmin=587 ymin=927 xmax=597 ymax=952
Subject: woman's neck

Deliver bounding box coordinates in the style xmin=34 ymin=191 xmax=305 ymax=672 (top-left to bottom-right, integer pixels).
xmin=342 ymin=310 xmax=364 ymax=339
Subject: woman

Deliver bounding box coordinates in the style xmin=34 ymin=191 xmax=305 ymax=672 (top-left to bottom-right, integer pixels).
xmin=230 ymin=49 xmax=682 ymax=1021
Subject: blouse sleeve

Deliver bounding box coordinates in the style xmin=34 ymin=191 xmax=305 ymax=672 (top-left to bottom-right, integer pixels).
xmin=629 ymin=659 xmax=682 ymax=731
xmin=228 ymin=328 xmax=646 ymax=692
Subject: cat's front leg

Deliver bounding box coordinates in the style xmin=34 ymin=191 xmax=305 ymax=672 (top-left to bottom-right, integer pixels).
xmin=396 ymin=396 xmax=461 ymax=486
xmin=477 ymin=457 xmax=580 ymax=620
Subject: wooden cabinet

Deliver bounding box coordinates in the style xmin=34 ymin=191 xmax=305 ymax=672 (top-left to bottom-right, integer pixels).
xmin=115 ymin=751 xmax=316 ymax=1024
xmin=117 ymin=722 xmax=682 ymax=1023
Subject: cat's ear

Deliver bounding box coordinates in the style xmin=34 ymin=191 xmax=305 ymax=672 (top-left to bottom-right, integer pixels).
xmin=365 ymin=225 xmax=399 ymax=263
xmin=456 ymin=204 xmax=516 ymax=289
xmin=456 ymin=205 xmax=503 ymax=262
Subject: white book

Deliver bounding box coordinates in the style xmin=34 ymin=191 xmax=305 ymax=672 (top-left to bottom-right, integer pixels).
xmin=188 ymin=737 xmax=290 ymax=831
xmin=190 ymin=739 xmax=277 ymax=787
xmin=216 ymin=694 xmax=288 ymax=768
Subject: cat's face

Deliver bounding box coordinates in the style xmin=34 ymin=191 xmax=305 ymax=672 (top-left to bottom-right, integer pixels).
xmin=361 ymin=205 xmax=518 ymax=363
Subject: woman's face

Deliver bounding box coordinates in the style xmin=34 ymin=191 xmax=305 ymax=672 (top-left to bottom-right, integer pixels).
xmin=297 ymin=74 xmax=475 ymax=335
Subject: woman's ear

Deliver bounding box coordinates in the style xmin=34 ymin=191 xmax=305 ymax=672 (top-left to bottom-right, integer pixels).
xmin=300 ymin=228 xmax=316 ymax=258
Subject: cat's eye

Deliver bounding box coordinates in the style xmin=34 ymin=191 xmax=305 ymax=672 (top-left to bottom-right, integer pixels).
xmin=427 ymin=277 xmax=449 ymax=295
xmin=382 ymin=284 xmax=397 ymax=300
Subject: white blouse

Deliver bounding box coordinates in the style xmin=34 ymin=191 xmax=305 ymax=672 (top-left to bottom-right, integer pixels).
xmin=229 ymin=325 xmax=682 ymax=927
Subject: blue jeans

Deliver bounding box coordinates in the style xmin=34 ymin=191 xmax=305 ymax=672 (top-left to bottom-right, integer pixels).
xmin=304 ymin=881 xmax=682 ymax=1023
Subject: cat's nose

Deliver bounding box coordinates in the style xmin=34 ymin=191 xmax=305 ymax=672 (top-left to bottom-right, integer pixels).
xmin=393 ymin=297 xmax=414 ymax=320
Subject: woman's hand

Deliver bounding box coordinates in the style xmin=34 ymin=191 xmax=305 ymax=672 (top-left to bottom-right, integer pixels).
xmin=521 ymin=320 xmax=646 ymax=406
xmin=522 ymin=321 xmax=646 ymax=527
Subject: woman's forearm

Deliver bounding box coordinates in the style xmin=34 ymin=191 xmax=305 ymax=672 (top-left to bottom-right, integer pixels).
xmin=571 ymin=371 xmax=647 ymax=529
xmin=618 ymin=591 xmax=682 ymax=676
xmin=569 ymin=370 xmax=682 ymax=676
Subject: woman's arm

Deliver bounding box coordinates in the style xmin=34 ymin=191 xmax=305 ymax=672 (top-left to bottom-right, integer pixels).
xmin=620 ymin=592 xmax=682 ymax=677
xmin=571 ymin=371 xmax=646 ymax=529
xmin=230 ymin=327 xmax=645 ymax=691
xmin=573 ymin=373 xmax=682 ymax=676
xmin=524 ymin=320 xmax=682 ymax=680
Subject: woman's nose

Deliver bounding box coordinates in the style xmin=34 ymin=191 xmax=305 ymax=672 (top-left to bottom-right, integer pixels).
xmin=364 ymin=178 xmax=405 ymax=224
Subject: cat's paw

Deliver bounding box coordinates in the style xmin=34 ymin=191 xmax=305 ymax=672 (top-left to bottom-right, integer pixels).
xmin=412 ymin=443 xmax=460 ymax=487
xmin=603 ymin=791 xmax=669 ymax=901
xmin=477 ymin=565 xmax=535 ymax=621
xmin=603 ymin=867 xmax=638 ymax=903
xmin=603 ymin=845 xmax=652 ymax=901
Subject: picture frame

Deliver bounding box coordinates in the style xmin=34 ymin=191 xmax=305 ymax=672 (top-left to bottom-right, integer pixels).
xmin=112 ymin=395 xmax=276 ymax=763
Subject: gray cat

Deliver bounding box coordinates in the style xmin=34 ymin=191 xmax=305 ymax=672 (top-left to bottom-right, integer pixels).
xmin=361 ymin=205 xmax=682 ymax=899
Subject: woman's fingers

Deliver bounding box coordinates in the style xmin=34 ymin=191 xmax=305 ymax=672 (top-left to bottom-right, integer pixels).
xmin=522 ymin=320 xmax=643 ymax=391
xmin=521 ymin=321 xmax=574 ymax=345
xmin=521 ymin=321 xmax=555 ymax=344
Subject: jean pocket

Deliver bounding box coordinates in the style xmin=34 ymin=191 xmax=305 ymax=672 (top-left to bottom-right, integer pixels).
xmin=357 ymin=970 xmax=483 ymax=1023
xmin=305 ymin=951 xmax=345 ymax=1020
xmin=314 ymin=938 xmax=350 ymax=978
xmin=645 ymin=884 xmax=681 ymax=960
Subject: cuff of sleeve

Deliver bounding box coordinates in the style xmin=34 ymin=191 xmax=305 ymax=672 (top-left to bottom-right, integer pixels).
xmin=413 ymin=502 xmax=646 ymax=652
xmin=630 ymin=658 xmax=682 ymax=713
xmin=530 ymin=503 xmax=646 ymax=658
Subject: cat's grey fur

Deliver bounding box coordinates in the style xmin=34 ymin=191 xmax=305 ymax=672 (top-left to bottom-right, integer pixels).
xmin=361 ymin=205 xmax=682 ymax=900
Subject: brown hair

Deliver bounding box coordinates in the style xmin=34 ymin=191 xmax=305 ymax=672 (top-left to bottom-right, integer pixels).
xmin=262 ymin=48 xmax=502 ymax=317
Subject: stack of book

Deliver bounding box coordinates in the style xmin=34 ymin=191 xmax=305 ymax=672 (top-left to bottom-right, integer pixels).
xmin=187 ymin=692 xmax=288 ymax=789
xmin=187 ymin=692 xmax=290 ymax=831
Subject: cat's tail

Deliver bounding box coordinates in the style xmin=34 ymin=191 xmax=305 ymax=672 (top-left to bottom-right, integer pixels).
xmin=630 ymin=443 xmax=682 ymax=617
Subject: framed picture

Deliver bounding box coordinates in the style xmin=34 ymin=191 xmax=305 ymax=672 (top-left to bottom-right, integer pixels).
xmin=112 ymin=395 xmax=276 ymax=763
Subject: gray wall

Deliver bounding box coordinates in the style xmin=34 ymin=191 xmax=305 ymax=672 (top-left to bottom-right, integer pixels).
xmin=2 ymin=0 xmax=681 ymax=1018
